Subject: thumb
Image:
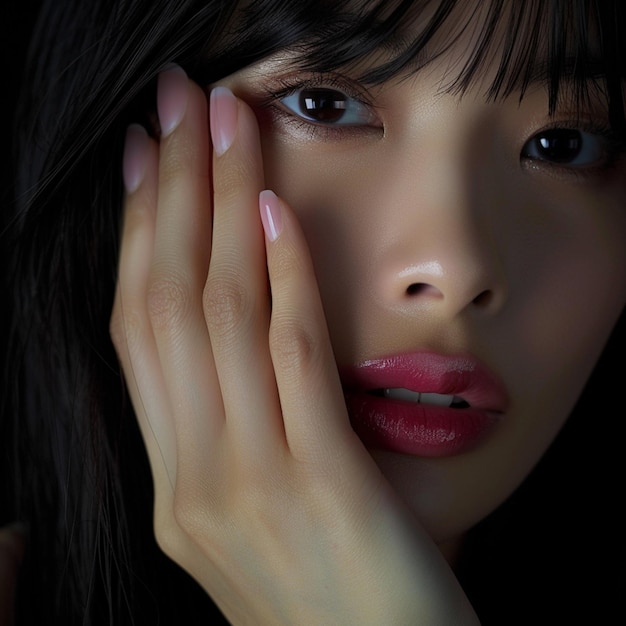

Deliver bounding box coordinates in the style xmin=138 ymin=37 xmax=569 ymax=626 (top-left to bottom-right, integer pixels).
xmin=0 ymin=524 xmax=26 ymax=626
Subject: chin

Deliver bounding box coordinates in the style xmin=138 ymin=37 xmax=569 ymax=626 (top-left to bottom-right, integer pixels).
xmin=368 ymin=445 xmax=525 ymax=547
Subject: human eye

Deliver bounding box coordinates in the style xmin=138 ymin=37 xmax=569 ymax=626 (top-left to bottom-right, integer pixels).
xmin=520 ymin=123 xmax=626 ymax=175
xmin=260 ymin=75 xmax=383 ymax=139
xmin=279 ymin=86 xmax=380 ymax=127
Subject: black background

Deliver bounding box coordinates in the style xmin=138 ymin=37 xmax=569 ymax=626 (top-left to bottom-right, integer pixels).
xmin=1 ymin=0 xmax=42 ymax=210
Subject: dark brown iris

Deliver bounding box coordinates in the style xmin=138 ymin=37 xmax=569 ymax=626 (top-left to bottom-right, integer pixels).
xmin=533 ymin=129 xmax=583 ymax=163
xmin=299 ymin=88 xmax=347 ymax=123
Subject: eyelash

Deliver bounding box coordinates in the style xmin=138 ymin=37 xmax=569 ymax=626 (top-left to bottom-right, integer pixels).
xmin=258 ymin=75 xmax=626 ymax=178
xmin=520 ymin=121 xmax=626 ymax=181
xmin=260 ymin=74 xmax=382 ymax=140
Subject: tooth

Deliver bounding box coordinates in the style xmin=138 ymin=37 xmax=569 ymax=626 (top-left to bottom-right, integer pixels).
xmin=419 ymin=392 xmax=454 ymax=406
xmin=384 ymin=388 xmax=421 ymax=402
xmin=383 ymin=388 xmax=463 ymax=407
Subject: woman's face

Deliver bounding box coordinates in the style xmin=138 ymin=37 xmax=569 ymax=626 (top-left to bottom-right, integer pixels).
xmin=214 ymin=19 xmax=626 ymax=552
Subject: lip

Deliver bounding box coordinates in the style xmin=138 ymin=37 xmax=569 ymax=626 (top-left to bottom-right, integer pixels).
xmin=340 ymin=352 xmax=509 ymax=458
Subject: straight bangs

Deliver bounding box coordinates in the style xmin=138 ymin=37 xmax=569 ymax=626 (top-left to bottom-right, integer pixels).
xmin=215 ymin=0 xmax=626 ymax=129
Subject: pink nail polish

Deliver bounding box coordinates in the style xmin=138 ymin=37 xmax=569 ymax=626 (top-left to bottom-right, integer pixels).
xmin=122 ymin=124 xmax=149 ymax=193
xmin=210 ymin=87 xmax=238 ymax=156
xmin=157 ymin=64 xmax=189 ymax=137
xmin=259 ymin=190 xmax=282 ymax=241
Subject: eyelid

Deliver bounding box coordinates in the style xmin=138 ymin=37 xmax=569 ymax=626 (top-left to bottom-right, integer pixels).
xmin=260 ymin=72 xmax=383 ymax=129
xmin=532 ymin=117 xmax=619 ymax=138
xmin=520 ymin=118 xmax=626 ymax=171
xmin=261 ymin=71 xmax=378 ymax=108
xmin=279 ymin=88 xmax=381 ymax=126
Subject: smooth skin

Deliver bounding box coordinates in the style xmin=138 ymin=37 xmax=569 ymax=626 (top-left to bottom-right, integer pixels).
xmin=110 ymin=68 xmax=479 ymax=624
xmin=217 ymin=53 xmax=626 ymax=549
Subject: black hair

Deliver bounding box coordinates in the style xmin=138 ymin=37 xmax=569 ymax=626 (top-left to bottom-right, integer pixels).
xmin=2 ymin=0 xmax=625 ymax=624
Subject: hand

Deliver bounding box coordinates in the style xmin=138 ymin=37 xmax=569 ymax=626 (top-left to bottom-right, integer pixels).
xmin=111 ymin=65 xmax=478 ymax=625
xmin=0 ymin=524 xmax=25 ymax=626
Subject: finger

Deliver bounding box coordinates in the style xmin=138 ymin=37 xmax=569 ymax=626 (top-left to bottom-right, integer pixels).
xmin=259 ymin=190 xmax=363 ymax=466
xmin=111 ymin=124 xmax=178 ymax=488
xmin=206 ymin=87 xmax=285 ymax=456
xmin=149 ymin=67 xmax=224 ymax=467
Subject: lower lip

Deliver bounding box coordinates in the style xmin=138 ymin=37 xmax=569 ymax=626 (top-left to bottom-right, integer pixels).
xmin=345 ymin=392 xmax=500 ymax=457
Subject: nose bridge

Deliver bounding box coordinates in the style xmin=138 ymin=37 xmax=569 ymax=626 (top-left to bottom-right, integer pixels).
xmin=377 ymin=128 xmax=508 ymax=318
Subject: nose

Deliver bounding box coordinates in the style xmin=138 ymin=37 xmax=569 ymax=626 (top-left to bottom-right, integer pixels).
xmin=376 ymin=190 xmax=508 ymax=320
xmin=391 ymin=249 xmax=505 ymax=317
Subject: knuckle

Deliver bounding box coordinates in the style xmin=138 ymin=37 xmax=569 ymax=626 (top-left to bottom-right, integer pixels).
xmin=152 ymin=486 xmax=211 ymax=556
xmin=269 ymin=317 xmax=320 ymax=376
xmin=153 ymin=512 xmax=181 ymax=560
xmin=171 ymin=484 xmax=218 ymax=545
xmin=203 ymin=272 xmax=251 ymax=337
xmin=171 ymin=493 xmax=198 ymax=536
xmin=147 ymin=271 xmax=192 ymax=330
xmin=153 ymin=480 xmax=215 ymax=559
xmin=152 ymin=488 xmax=187 ymax=560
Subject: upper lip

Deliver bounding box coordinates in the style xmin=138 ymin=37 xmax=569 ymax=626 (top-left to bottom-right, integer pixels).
xmin=339 ymin=351 xmax=510 ymax=413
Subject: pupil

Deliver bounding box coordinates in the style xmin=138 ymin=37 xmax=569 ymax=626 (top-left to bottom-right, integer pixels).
xmin=300 ymin=88 xmax=347 ymax=123
xmin=537 ymin=129 xmax=582 ymax=163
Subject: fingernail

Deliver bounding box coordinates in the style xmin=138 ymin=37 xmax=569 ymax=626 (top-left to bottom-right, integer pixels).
xmin=157 ymin=64 xmax=189 ymax=137
xmin=122 ymin=124 xmax=149 ymax=193
xmin=210 ymin=86 xmax=238 ymax=156
xmin=259 ymin=190 xmax=282 ymax=242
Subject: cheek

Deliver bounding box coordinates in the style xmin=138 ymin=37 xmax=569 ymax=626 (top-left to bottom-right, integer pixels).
xmin=260 ymin=135 xmax=384 ymax=344
xmin=504 ymin=189 xmax=626 ymax=412
xmin=261 ymin=134 xmax=372 ymax=218
xmin=260 ymin=131 xmax=626 ymax=543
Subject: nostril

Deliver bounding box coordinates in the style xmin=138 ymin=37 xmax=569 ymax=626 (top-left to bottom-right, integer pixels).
xmin=406 ymin=283 xmax=424 ymax=296
xmin=406 ymin=283 xmax=441 ymax=297
xmin=406 ymin=283 xmax=495 ymax=307
xmin=473 ymin=290 xmax=494 ymax=307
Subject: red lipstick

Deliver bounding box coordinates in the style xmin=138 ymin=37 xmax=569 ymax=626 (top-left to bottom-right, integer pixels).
xmin=341 ymin=352 xmax=509 ymax=457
